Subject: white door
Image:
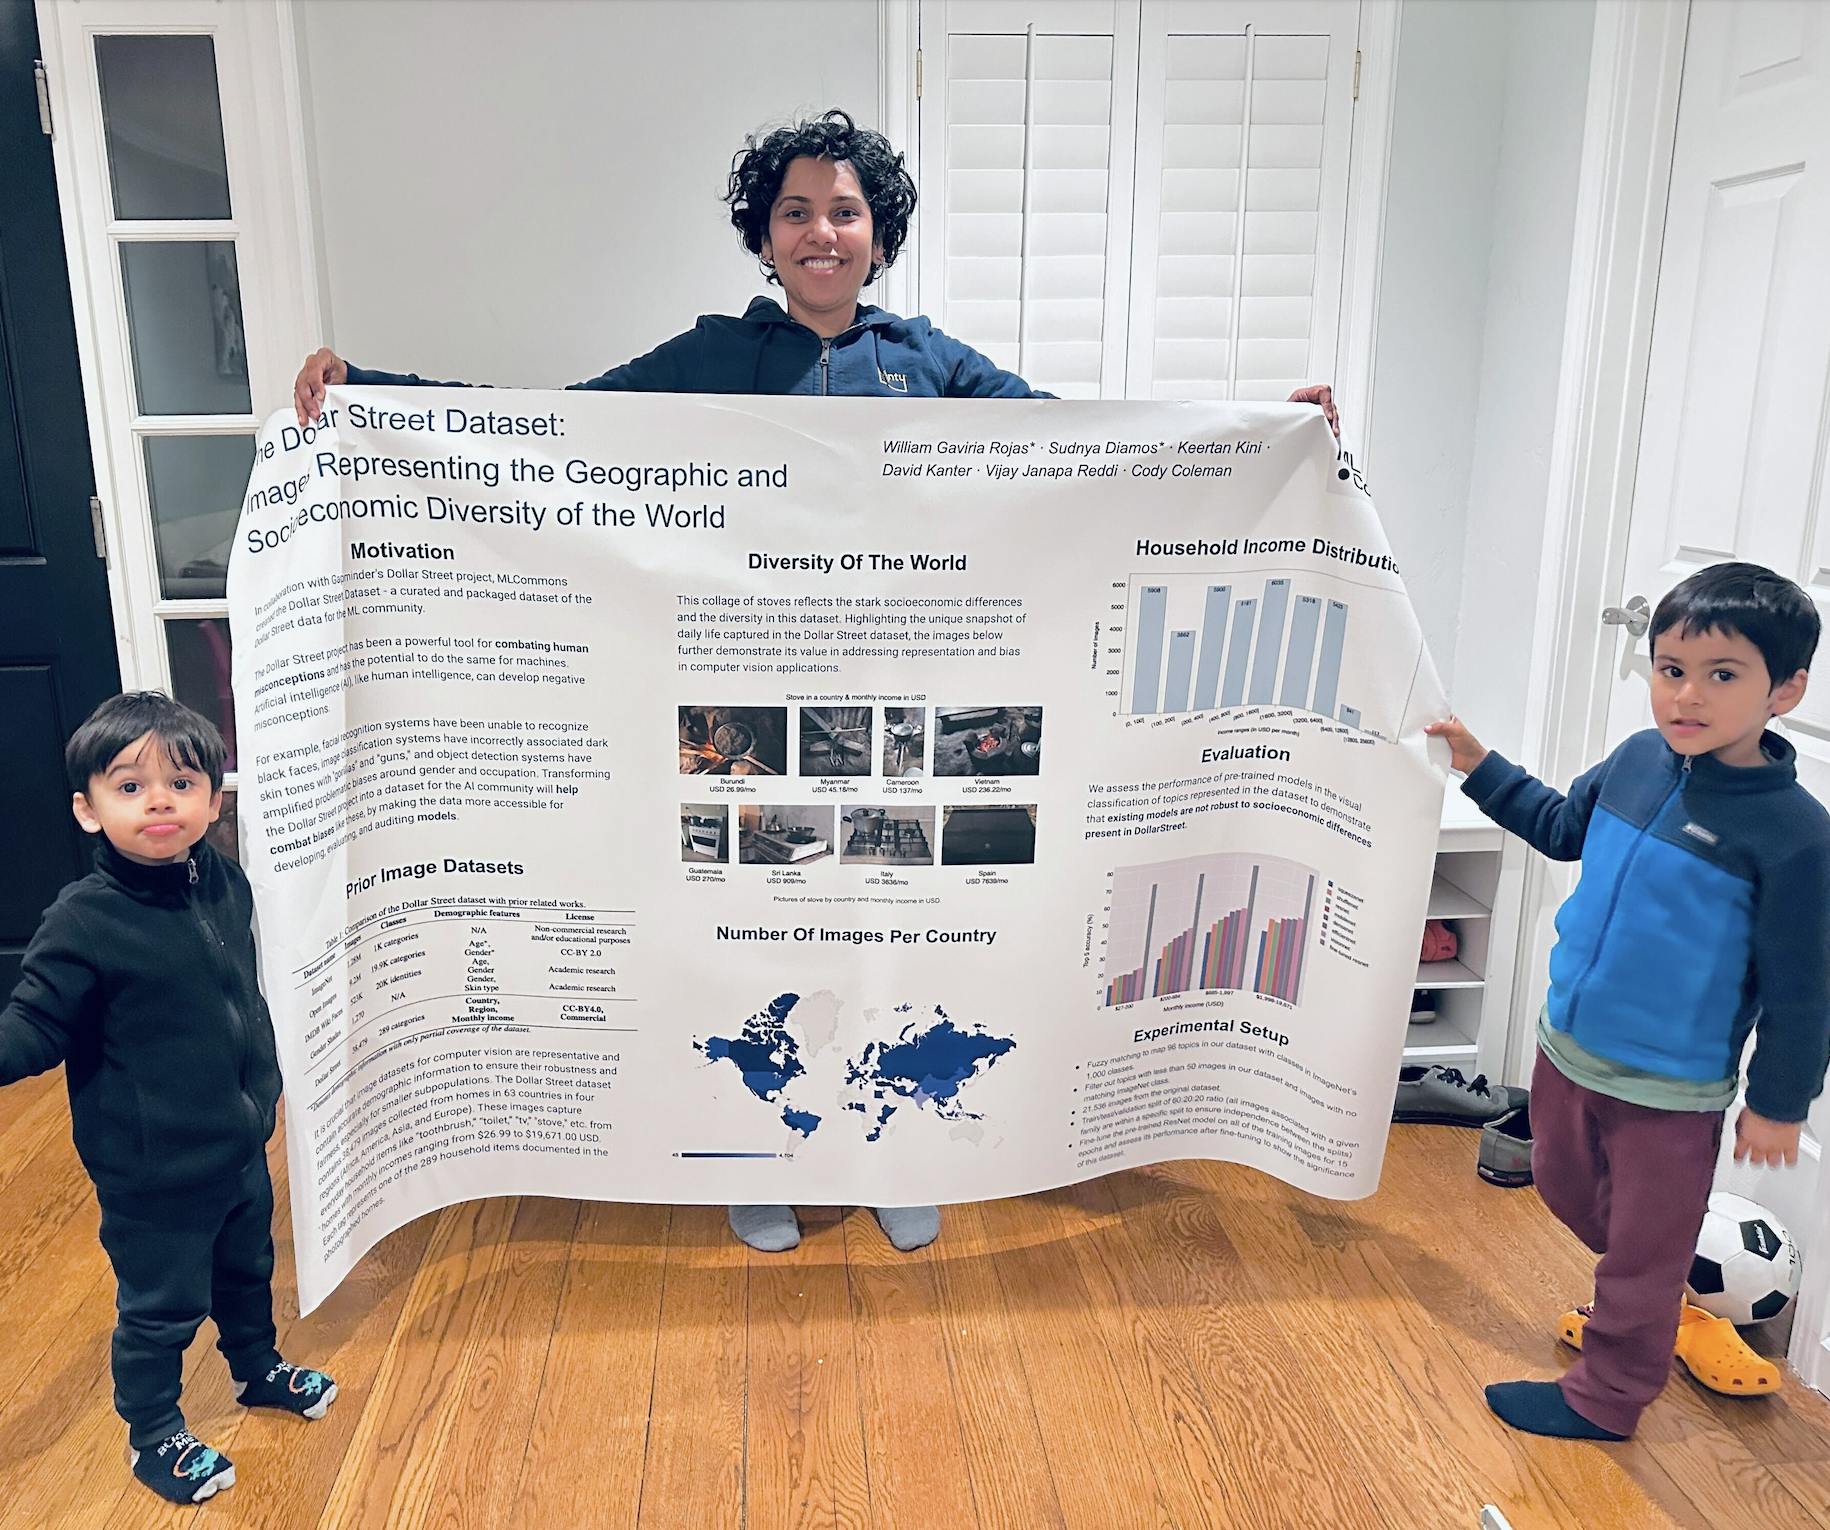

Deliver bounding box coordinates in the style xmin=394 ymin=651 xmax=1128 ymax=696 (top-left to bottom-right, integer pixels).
xmin=1598 ymin=0 xmax=1830 ymax=1297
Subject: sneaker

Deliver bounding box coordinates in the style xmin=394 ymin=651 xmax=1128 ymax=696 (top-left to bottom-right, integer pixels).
xmin=1392 ymin=1065 xmax=1523 ymax=1127
xmin=1477 ymin=1100 xmax=1533 ymax=1186
xmin=129 ymin=1429 xmax=234 ymax=1504
xmin=235 ymin=1359 xmax=337 ymax=1419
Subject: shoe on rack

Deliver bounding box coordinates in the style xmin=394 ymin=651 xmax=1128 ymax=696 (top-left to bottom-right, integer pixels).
xmin=1392 ymin=1064 xmax=1523 ymax=1127
xmin=1477 ymin=1100 xmax=1533 ymax=1187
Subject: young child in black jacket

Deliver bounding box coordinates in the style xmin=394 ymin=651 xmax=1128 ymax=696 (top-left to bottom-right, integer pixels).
xmin=0 ymin=693 xmax=334 ymax=1504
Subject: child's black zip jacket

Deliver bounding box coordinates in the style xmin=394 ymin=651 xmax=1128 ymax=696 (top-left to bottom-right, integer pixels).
xmin=0 ymin=838 xmax=282 ymax=1199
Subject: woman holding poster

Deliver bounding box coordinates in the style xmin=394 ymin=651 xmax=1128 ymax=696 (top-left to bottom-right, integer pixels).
xmin=293 ymin=108 xmax=1336 ymax=1255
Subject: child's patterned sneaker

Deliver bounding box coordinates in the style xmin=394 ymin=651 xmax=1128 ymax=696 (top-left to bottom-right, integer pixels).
xmin=235 ymin=1359 xmax=338 ymax=1419
xmin=129 ymin=1429 xmax=234 ymax=1503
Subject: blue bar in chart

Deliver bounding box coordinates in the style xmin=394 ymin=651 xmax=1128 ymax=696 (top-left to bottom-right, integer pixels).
xmin=1221 ymin=598 xmax=1257 ymax=708
xmin=1248 ymin=579 xmax=1291 ymax=704
xmin=1311 ymin=600 xmax=1349 ymax=717
xmin=1192 ymin=585 xmax=1230 ymax=710
xmin=1279 ymin=595 xmax=1323 ymax=706
xmin=1124 ymin=574 xmax=1378 ymax=734
xmin=1132 ymin=585 xmax=1167 ymax=713
xmin=1162 ymin=631 xmax=1197 ymax=714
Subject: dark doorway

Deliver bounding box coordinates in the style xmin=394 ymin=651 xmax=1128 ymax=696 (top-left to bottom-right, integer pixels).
xmin=0 ymin=0 xmax=121 ymax=993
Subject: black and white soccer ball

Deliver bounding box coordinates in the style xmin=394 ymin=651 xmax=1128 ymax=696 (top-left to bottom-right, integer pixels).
xmin=1688 ymin=1192 xmax=1802 ymax=1326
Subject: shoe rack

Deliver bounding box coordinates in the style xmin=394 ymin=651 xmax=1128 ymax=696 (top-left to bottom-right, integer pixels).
xmin=1403 ymin=790 xmax=1525 ymax=1080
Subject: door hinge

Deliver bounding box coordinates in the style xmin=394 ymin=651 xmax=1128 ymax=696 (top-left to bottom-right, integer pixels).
xmin=1352 ymin=49 xmax=1362 ymax=102
xmin=34 ymin=60 xmax=53 ymax=137
xmin=915 ymin=47 xmax=923 ymax=100
xmin=89 ymin=496 xmax=107 ymax=562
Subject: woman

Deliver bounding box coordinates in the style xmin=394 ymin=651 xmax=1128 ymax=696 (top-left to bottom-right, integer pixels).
xmin=294 ymin=109 xmax=1337 ymax=1254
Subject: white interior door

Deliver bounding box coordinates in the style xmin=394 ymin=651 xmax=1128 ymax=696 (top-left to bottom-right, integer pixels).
xmin=1598 ymin=0 xmax=1830 ymax=1282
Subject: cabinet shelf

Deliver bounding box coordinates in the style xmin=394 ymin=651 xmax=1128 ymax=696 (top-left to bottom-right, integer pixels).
xmin=1403 ymin=1007 xmax=1479 ymax=1064
xmin=1425 ymin=875 xmax=1490 ymax=920
xmin=1404 ymin=795 xmax=1522 ymax=1081
xmin=1416 ymin=957 xmax=1483 ymax=990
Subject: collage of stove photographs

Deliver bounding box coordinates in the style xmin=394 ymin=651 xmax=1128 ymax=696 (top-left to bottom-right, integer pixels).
xmin=677 ymin=704 xmax=1040 ymax=869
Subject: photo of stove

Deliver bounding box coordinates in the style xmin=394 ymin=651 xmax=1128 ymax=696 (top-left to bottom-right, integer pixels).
xmin=737 ymin=805 xmax=834 ymax=865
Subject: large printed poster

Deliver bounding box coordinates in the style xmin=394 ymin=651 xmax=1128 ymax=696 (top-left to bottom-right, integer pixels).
xmin=230 ymin=392 xmax=1447 ymax=1311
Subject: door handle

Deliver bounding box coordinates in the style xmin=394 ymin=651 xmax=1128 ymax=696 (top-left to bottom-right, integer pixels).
xmin=1602 ymin=595 xmax=1651 ymax=638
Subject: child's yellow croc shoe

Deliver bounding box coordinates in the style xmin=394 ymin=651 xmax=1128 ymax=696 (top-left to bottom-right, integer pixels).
xmin=1557 ymin=1304 xmax=1590 ymax=1350
xmin=1675 ymin=1302 xmax=1781 ymax=1395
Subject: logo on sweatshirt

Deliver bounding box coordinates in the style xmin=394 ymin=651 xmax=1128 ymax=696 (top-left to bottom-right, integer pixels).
xmin=878 ymin=368 xmax=909 ymax=393
xmin=1682 ymin=821 xmax=1720 ymax=847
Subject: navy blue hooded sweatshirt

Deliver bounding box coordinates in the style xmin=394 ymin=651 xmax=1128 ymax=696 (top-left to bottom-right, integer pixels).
xmin=346 ymin=296 xmax=1053 ymax=398
xmin=1463 ymin=729 xmax=1830 ymax=1123
xmin=0 ymin=838 xmax=283 ymax=1200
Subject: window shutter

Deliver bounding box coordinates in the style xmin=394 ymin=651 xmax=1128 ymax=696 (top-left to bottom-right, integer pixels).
xmin=939 ymin=28 xmax=1117 ymax=397
xmin=917 ymin=0 xmax=1355 ymax=401
xmin=1127 ymin=6 xmax=1353 ymax=402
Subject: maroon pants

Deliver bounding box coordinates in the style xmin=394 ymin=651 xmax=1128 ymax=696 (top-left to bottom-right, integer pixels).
xmin=1529 ymin=1047 xmax=1724 ymax=1436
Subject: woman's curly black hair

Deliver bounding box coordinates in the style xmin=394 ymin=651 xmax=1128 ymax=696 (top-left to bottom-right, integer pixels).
xmin=725 ymin=109 xmax=918 ymax=286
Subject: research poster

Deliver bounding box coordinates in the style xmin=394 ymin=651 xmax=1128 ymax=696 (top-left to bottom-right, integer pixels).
xmin=229 ymin=390 xmax=1448 ymax=1311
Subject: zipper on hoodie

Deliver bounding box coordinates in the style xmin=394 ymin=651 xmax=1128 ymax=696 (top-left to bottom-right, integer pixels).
xmin=187 ymin=854 xmax=260 ymax=1134
xmin=819 ymin=337 xmax=832 ymax=396
xmin=1564 ymin=755 xmax=1689 ymax=1034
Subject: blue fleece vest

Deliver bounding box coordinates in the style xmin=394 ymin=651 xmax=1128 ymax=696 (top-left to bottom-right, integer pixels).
xmin=1464 ymin=729 xmax=1830 ymax=1122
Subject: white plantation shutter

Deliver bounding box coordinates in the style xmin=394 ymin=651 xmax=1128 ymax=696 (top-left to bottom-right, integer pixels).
xmin=920 ymin=1 xmax=1137 ymax=398
xmin=1128 ymin=4 xmax=1354 ymax=400
xmin=916 ymin=0 xmax=1356 ymax=401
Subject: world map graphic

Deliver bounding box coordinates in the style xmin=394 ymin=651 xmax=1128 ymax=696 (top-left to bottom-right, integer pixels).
xmin=695 ymin=991 xmax=1016 ymax=1142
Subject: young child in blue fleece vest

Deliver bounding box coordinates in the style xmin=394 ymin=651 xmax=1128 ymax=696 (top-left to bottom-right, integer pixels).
xmin=1429 ymin=562 xmax=1830 ymax=1441
xmin=0 ymin=693 xmax=335 ymax=1503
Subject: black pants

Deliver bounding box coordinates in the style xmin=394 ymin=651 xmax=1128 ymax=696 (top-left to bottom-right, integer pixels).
xmin=96 ymin=1152 xmax=281 ymax=1448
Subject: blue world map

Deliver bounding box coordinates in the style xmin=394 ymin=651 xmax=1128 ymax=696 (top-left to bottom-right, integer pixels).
xmin=696 ymin=992 xmax=1016 ymax=1141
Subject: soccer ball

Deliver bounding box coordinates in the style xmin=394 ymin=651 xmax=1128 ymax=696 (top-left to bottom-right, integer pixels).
xmin=1688 ymin=1193 xmax=1802 ymax=1326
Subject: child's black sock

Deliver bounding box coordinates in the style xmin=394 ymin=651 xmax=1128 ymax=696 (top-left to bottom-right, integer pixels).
xmin=129 ymin=1429 xmax=235 ymax=1503
xmin=234 ymin=1358 xmax=338 ymax=1419
xmin=1485 ymin=1380 xmax=1627 ymax=1441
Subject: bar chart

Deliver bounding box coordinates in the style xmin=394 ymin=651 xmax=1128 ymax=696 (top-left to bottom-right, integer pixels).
xmin=1103 ymin=852 xmax=1317 ymax=1008
xmin=1123 ymin=573 xmax=1377 ymax=733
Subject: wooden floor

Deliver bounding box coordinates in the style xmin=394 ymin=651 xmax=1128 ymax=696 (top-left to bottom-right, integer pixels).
xmin=2 ymin=1069 xmax=1828 ymax=1529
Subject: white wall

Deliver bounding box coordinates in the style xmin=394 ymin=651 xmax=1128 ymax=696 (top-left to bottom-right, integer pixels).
xmin=1456 ymin=0 xmax=1596 ymax=762
xmin=1365 ymin=0 xmax=1509 ymax=702
xmin=1368 ymin=0 xmax=1595 ymax=731
xmin=293 ymin=0 xmax=880 ymax=387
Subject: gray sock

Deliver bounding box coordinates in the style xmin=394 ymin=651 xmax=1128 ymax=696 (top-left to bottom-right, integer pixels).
xmin=728 ymin=1203 xmax=800 ymax=1251
xmin=873 ymin=1204 xmax=940 ymax=1251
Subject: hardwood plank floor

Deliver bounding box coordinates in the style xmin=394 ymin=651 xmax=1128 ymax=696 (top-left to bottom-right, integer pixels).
xmin=1 ymin=1095 xmax=1825 ymax=1529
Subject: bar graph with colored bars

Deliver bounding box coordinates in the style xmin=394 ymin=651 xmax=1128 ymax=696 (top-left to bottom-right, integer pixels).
xmin=1126 ymin=574 xmax=1371 ymax=733
xmin=1104 ymin=852 xmax=1316 ymax=1007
